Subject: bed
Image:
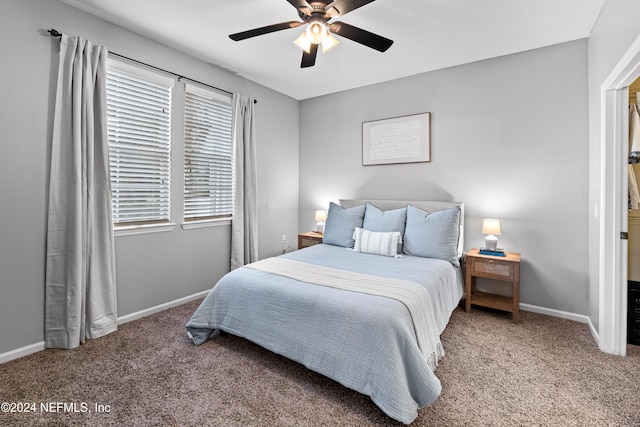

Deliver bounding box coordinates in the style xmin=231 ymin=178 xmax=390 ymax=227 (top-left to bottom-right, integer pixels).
xmin=186 ymin=199 xmax=465 ymax=424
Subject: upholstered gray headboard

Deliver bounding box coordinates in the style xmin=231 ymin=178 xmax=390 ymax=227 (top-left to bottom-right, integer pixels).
xmin=339 ymin=199 xmax=465 ymax=257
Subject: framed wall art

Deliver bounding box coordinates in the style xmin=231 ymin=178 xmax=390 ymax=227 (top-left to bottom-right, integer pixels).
xmin=362 ymin=112 xmax=431 ymax=165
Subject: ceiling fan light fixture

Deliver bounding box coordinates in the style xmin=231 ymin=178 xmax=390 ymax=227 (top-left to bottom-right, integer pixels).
xmin=293 ymin=32 xmax=312 ymax=53
xmin=321 ymin=32 xmax=339 ymax=53
xmin=229 ymin=0 xmax=394 ymax=69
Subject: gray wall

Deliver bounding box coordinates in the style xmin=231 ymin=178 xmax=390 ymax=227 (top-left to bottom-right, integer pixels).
xmin=0 ymin=0 xmax=299 ymax=355
xmin=299 ymin=40 xmax=590 ymax=315
xmin=587 ymin=0 xmax=640 ymax=333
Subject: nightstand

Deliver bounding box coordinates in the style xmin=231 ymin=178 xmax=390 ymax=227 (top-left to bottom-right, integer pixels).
xmin=298 ymin=232 xmax=323 ymax=249
xmin=465 ymin=248 xmax=521 ymax=323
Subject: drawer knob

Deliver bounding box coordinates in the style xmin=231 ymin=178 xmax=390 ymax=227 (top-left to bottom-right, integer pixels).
xmin=489 ymin=260 xmax=495 ymax=265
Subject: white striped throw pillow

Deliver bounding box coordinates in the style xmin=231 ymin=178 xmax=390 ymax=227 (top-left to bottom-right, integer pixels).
xmin=352 ymin=227 xmax=402 ymax=257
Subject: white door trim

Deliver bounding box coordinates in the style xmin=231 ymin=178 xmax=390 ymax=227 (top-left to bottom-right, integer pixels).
xmin=599 ymin=34 xmax=640 ymax=356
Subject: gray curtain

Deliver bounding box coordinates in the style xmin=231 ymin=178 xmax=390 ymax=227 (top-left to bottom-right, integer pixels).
xmin=45 ymin=34 xmax=117 ymax=349
xmin=231 ymin=94 xmax=259 ymax=269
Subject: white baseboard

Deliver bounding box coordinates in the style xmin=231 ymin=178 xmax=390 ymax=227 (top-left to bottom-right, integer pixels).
xmin=0 ymin=341 xmax=45 ymax=365
xmin=587 ymin=317 xmax=600 ymax=345
xmin=519 ymin=303 xmax=590 ymax=324
xmin=117 ymin=289 xmax=209 ymax=325
xmin=0 ymin=289 xmax=210 ymax=365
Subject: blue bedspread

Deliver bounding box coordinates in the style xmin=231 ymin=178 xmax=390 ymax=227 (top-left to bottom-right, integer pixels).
xmin=186 ymin=244 xmax=463 ymax=424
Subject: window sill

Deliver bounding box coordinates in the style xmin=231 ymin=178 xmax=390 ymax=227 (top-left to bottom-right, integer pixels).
xmin=181 ymin=218 xmax=231 ymax=230
xmin=114 ymin=223 xmax=177 ymax=237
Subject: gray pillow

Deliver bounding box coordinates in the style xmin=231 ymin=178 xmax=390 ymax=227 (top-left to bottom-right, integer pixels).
xmin=322 ymin=202 xmax=365 ymax=248
xmin=403 ymin=204 xmax=461 ymax=266
xmin=363 ymin=202 xmax=407 ymax=233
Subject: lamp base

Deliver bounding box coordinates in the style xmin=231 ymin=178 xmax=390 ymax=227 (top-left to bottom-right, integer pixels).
xmin=484 ymin=234 xmax=498 ymax=251
xmin=316 ymin=221 xmax=325 ymax=234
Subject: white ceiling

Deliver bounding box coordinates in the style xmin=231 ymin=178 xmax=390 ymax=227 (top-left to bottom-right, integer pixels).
xmin=59 ymin=0 xmax=606 ymax=100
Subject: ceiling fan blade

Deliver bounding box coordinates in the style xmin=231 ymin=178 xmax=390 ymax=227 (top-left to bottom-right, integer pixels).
xmin=329 ymin=21 xmax=393 ymax=52
xmin=325 ymin=0 xmax=377 ymax=17
xmin=286 ymin=0 xmax=313 ymax=16
xmin=229 ymin=21 xmax=303 ymax=41
xmin=301 ymin=43 xmax=319 ymax=68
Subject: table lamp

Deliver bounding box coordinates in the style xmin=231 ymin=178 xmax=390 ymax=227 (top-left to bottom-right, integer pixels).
xmin=482 ymin=219 xmax=501 ymax=251
xmin=315 ymin=210 xmax=327 ymax=234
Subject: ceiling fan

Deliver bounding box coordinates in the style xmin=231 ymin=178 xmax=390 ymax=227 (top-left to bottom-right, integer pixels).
xmin=229 ymin=0 xmax=393 ymax=68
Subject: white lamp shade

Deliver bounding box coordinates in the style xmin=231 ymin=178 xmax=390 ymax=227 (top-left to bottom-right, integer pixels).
xmin=481 ymin=219 xmax=501 ymax=236
xmin=321 ymin=33 xmax=339 ymax=53
xmin=293 ymin=32 xmax=312 ymax=53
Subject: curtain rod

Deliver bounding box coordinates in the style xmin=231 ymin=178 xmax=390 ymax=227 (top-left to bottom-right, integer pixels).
xmin=47 ymin=29 xmax=257 ymax=104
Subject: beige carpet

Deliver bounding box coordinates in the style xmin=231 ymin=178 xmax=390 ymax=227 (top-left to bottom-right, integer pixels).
xmin=1 ymin=300 xmax=639 ymax=426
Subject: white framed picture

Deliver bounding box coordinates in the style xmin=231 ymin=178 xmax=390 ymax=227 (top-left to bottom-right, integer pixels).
xmin=362 ymin=112 xmax=431 ymax=165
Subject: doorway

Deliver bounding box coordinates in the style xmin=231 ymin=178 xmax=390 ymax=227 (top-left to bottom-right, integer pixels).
xmin=627 ymin=77 xmax=640 ymax=351
xmin=600 ymin=34 xmax=640 ymax=356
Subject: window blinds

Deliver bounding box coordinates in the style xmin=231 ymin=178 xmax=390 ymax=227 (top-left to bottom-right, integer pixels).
xmin=184 ymin=86 xmax=233 ymax=220
xmin=106 ymin=67 xmax=172 ymax=225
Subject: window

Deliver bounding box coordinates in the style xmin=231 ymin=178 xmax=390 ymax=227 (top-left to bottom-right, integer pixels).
xmin=106 ymin=61 xmax=173 ymax=226
xmin=183 ymin=84 xmax=233 ymax=221
xmin=105 ymin=59 xmax=233 ymax=233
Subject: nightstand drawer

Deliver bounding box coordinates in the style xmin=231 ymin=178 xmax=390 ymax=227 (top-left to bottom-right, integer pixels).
xmin=298 ymin=232 xmax=323 ymax=249
xmin=471 ymin=257 xmax=514 ymax=280
xmin=300 ymin=236 xmax=322 ymax=248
